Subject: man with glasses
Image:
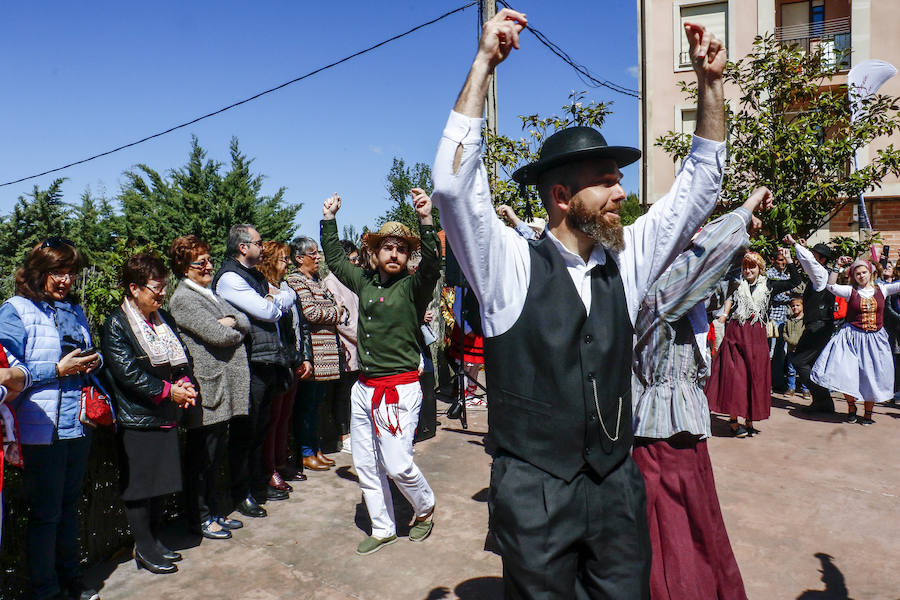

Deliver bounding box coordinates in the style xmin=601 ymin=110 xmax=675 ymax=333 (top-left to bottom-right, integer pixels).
xmin=212 ymin=224 xmax=296 ymax=518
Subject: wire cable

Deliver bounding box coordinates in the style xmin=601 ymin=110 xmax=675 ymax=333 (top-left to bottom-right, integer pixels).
xmin=0 ymin=2 xmax=477 ymax=188
xmin=495 ymin=0 xmax=641 ymax=99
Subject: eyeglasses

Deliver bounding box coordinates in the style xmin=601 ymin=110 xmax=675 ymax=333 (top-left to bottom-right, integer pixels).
xmin=242 ymin=239 xmax=264 ymax=248
xmin=348 ymin=256 xmax=361 ymax=265
xmin=189 ymin=259 xmax=215 ymax=269
xmin=143 ymin=282 xmax=168 ymax=296
xmin=303 ymin=251 xmax=320 ymax=258
xmin=41 ymin=237 xmax=76 ymax=249
xmin=49 ymin=271 xmax=74 ymax=282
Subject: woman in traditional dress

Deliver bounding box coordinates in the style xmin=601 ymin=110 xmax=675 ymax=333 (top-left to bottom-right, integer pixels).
xmin=811 ymin=258 xmax=900 ymax=425
xmin=705 ymin=250 xmax=801 ymax=437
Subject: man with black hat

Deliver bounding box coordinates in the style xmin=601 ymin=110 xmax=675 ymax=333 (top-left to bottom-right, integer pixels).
xmin=785 ymin=236 xmax=838 ymax=413
xmin=431 ymin=8 xmax=727 ymax=599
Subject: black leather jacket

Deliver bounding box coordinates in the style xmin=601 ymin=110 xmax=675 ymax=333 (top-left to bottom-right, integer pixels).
xmin=100 ymin=306 xmax=193 ymax=430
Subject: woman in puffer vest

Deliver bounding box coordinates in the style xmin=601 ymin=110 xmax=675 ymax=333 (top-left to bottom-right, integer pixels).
xmin=0 ymin=239 xmax=102 ymax=600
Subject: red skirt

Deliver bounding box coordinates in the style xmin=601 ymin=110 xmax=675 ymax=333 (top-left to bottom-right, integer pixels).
xmin=447 ymin=325 xmax=484 ymax=365
xmin=634 ymin=438 xmax=747 ymax=600
xmin=705 ymin=320 xmax=771 ymax=421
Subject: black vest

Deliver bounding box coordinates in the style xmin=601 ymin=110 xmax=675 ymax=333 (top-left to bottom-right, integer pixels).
xmin=483 ymin=238 xmax=633 ymax=482
xmin=212 ymin=257 xmax=286 ymax=365
xmin=803 ymin=285 xmax=835 ymax=327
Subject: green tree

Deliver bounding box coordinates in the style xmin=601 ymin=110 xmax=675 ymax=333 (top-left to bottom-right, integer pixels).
xmin=68 ymin=189 xmax=122 ymax=264
xmin=620 ymin=192 xmax=643 ymax=227
xmin=483 ymin=91 xmax=613 ymax=219
xmin=0 ymin=179 xmax=70 ymax=298
xmin=376 ymin=157 xmax=438 ymax=231
xmin=120 ymin=137 xmax=301 ymax=259
xmin=655 ymin=34 xmax=900 ymax=257
xmin=219 ymin=137 xmax=299 ymax=249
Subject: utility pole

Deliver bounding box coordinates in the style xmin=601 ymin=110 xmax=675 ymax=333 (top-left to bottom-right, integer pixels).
xmin=479 ymin=0 xmax=499 ymax=182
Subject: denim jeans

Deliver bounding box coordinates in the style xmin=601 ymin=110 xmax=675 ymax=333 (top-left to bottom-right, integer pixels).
xmin=21 ymin=435 xmax=92 ymax=600
xmin=295 ymin=379 xmax=327 ymax=457
xmin=785 ymin=351 xmax=806 ymax=392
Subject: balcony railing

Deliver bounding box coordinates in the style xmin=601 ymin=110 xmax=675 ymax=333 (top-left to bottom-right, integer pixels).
xmin=776 ymin=16 xmax=851 ymax=69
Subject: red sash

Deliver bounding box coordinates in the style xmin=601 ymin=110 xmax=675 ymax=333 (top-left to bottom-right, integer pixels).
xmin=359 ymin=371 xmax=419 ymax=436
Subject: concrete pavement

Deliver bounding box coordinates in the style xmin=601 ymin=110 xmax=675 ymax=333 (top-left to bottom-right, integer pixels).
xmin=88 ymin=394 xmax=900 ymax=599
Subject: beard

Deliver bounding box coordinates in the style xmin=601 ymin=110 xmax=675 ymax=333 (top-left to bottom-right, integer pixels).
xmin=565 ymin=196 xmax=625 ymax=252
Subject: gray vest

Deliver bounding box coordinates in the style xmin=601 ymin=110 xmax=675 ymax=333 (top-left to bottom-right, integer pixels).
xmin=483 ymin=238 xmax=633 ymax=482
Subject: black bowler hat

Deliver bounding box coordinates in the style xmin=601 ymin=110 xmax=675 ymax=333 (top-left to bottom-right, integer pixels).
xmin=811 ymin=243 xmax=834 ymax=260
xmin=512 ymin=126 xmax=641 ymax=185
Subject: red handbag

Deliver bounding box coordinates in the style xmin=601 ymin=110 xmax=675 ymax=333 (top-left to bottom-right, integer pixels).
xmin=79 ymin=376 xmax=115 ymax=427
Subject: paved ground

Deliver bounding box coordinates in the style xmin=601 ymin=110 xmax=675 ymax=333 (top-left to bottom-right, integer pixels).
xmin=89 ymin=392 xmax=900 ymax=600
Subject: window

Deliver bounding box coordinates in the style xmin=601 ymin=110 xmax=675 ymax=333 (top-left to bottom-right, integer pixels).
xmin=678 ymin=2 xmax=728 ymax=68
xmin=680 ymin=108 xmax=697 ymax=135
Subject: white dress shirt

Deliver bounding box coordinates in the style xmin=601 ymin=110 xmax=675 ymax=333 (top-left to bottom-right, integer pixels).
xmin=431 ymin=110 xmax=727 ymax=337
xmin=794 ymin=244 xmax=830 ymax=292
xmin=215 ymin=270 xmax=296 ymax=323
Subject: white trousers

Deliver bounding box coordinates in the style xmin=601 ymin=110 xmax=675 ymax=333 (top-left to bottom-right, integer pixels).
xmin=350 ymin=379 xmax=435 ymax=538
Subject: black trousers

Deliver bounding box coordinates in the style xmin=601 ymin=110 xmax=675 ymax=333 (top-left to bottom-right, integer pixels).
xmin=792 ymin=322 xmax=835 ymax=411
xmin=488 ymin=454 xmax=651 ymax=600
xmin=230 ymin=365 xmax=277 ymax=505
xmin=184 ymin=421 xmax=228 ymax=524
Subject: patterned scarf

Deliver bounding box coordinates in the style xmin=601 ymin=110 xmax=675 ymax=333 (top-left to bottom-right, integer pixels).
xmin=731 ymin=276 xmax=771 ymax=325
xmin=121 ymin=298 xmax=188 ymax=367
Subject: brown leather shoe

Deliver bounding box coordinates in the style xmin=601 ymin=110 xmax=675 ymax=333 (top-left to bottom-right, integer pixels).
xmin=316 ymin=451 xmax=336 ymax=466
xmin=269 ymin=471 xmax=293 ymax=492
xmin=302 ymin=455 xmax=331 ymax=471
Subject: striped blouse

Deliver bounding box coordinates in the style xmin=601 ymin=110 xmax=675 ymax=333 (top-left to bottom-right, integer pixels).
xmin=632 ymin=207 xmax=750 ymax=440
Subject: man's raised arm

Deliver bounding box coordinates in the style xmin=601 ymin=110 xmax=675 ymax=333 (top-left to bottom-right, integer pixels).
xmin=620 ymin=22 xmax=728 ymax=320
xmin=431 ymin=8 xmax=531 ymax=338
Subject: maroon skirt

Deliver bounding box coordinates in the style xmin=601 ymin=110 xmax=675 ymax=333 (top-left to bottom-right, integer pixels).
xmin=634 ymin=438 xmax=747 ymax=600
xmin=705 ymin=320 xmax=771 ymax=421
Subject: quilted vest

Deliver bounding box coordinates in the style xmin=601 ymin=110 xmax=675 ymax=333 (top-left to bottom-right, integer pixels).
xmin=5 ymin=296 xmax=92 ymax=444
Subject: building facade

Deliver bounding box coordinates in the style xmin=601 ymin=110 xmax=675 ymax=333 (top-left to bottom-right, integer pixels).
xmin=638 ymin=0 xmax=900 ymax=250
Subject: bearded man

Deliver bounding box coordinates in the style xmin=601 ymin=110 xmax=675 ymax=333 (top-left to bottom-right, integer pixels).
xmin=320 ymin=188 xmax=440 ymax=556
xmin=431 ymin=9 xmax=727 ymax=599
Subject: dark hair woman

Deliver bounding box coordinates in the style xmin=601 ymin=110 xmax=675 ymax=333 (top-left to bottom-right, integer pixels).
xmin=257 ymin=241 xmax=313 ymax=495
xmin=0 ymin=238 xmax=102 ymax=600
xmin=168 ymin=235 xmax=251 ymax=539
xmin=101 ymin=253 xmax=197 ymax=574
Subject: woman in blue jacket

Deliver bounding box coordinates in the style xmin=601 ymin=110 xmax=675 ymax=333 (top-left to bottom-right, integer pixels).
xmin=0 ymin=239 xmax=101 ymax=600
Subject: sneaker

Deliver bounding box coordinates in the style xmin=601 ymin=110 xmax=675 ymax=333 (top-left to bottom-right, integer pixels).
xmin=846 ymin=412 xmax=858 ymax=424
xmin=859 ymin=416 xmax=875 ymax=426
xmin=356 ymin=534 xmax=397 ymax=555
xmin=730 ymin=424 xmax=749 ymax=438
xmin=409 ymin=509 xmax=434 ymax=543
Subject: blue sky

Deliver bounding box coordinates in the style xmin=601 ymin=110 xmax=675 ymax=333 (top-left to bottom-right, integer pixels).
xmin=0 ymin=0 xmax=640 ymax=236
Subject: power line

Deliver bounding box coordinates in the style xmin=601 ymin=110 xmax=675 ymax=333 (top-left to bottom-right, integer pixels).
xmin=0 ymin=2 xmax=478 ymax=188
xmin=495 ymin=0 xmax=641 ymax=99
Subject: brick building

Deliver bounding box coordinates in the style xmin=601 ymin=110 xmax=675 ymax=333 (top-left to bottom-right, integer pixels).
xmin=637 ymin=0 xmax=900 ymax=253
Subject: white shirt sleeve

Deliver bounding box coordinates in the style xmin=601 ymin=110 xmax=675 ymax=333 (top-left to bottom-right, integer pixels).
xmin=879 ymin=281 xmax=900 ymax=297
xmin=431 ymin=111 xmax=531 ymax=338
xmin=618 ymin=135 xmax=726 ymax=322
xmin=795 ymin=244 xmax=829 ymax=292
xmin=272 ymin=285 xmax=296 ymax=312
xmin=825 ymin=283 xmax=853 ymax=299
xmin=215 ymin=272 xmax=283 ymax=322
